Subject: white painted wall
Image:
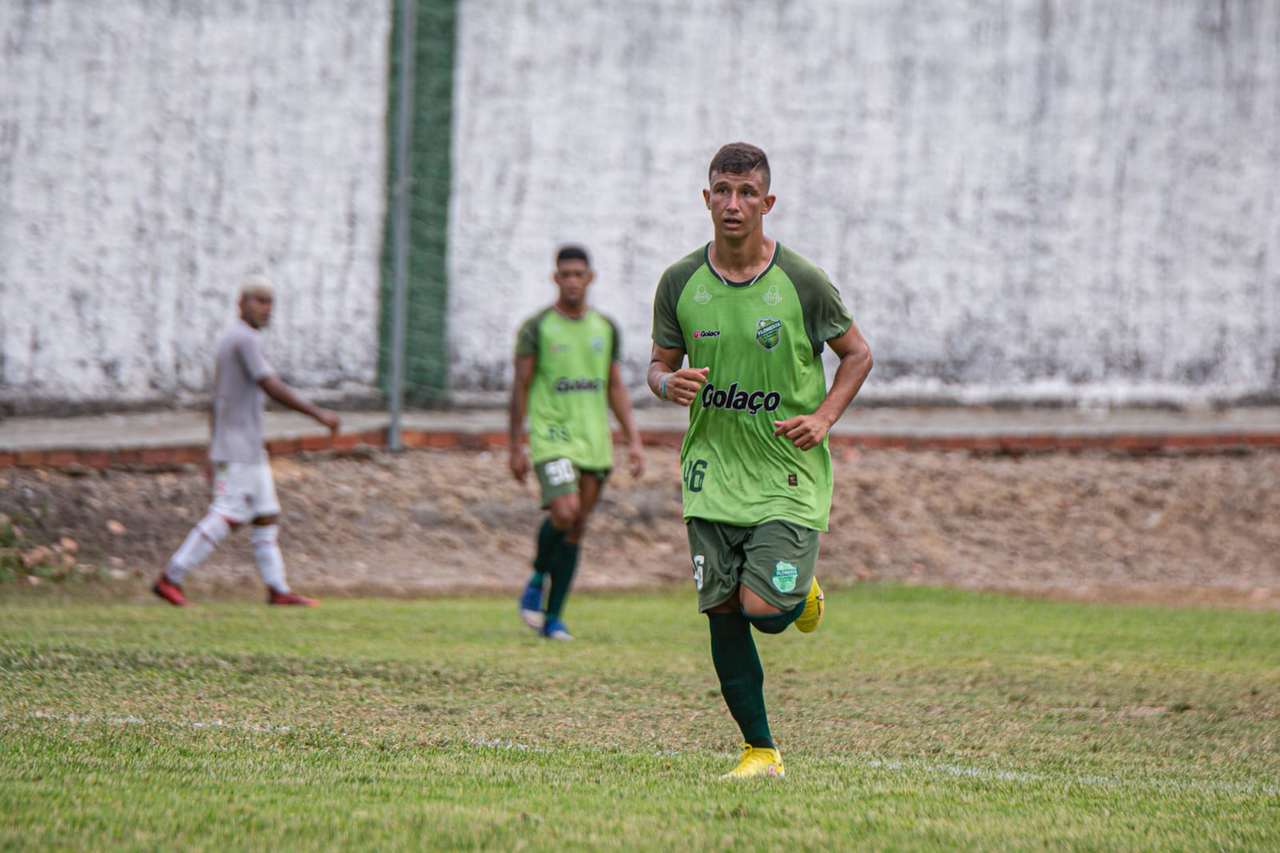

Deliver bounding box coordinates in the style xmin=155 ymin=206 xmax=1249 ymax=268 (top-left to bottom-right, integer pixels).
xmin=0 ymin=0 xmax=390 ymax=409
xmin=448 ymin=0 xmax=1280 ymax=404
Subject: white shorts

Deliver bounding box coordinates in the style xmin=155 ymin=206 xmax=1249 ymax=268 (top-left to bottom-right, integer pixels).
xmin=210 ymin=461 xmax=280 ymax=524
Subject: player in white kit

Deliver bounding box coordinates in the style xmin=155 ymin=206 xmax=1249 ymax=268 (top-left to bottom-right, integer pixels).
xmin=152 ymin=276 xmax=340 ymax=607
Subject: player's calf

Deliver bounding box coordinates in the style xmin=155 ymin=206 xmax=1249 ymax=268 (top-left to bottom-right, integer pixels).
xmin=156 ymin=512 xmax=233 ymax=604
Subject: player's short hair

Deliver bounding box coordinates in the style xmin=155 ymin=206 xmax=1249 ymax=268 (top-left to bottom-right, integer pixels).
xmin=556 ymin=245 xmax=591 ymax=267
xmin=708 ymin=142 xmax=771 ymax=190
xmin=239 ymin=274 xmax=274 ymax=300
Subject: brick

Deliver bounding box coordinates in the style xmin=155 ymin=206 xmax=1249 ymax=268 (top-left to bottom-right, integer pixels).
xmin=396 ymin=431 xmax=425 ymax=449
xmin=44 ymin=449 xmax=79 ymax=467
xmin=358 ymin=429 xmax=387 ymax=447
xmin=79 ymin=451 xmax=111 ymax=469
xmin=331 ymin=433 xmax=362 ymax=450
xmin=414 ymin=432 xmax=452 ymax=449
xmin=266 ymin=438 xmax=301 ymax=455
xmin=140 ymin=447 xmax=175 ymax=465
xmin=0 ymin=452 xmax=16 ymax=469
xmin=300 ymin=434 xmax=332 ymax=451
xmin=112 ymin=449 xmax=143 ymax=465
xmin=16 ymin=450 xmax=44 ymax=466
xmin=170 ymin=446 xmax=207 ymax=465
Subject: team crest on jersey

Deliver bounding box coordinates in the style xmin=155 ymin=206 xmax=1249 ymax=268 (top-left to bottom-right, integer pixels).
xmin=756 ymin=318 xmax=782 ymax=351
xmin=592 ymin=336 xmax=604 ymax=352
xmin=772 ymin=561 xmax=798 ymax=593
xmin=694 ymin=283 xmax=712 ymax=304
xmin=763 ymin=284 xmax=783 ymax=305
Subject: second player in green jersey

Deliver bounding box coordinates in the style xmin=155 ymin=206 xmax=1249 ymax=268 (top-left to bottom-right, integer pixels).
xmin=510 ymin=245 xmax=645 ymax=640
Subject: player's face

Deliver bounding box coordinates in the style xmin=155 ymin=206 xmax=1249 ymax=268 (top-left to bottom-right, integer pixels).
xmin=553 ymin=260 xmax=593 ymax=309
xmin=703 ymin=169 xmax=775 ymax=240
xmin=240 ymin=293 xmax=273 ymax=329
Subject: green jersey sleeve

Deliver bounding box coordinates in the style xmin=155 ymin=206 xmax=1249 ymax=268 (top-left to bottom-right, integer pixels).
xmin=515 ymin=311 xmax=545 ymax=357
xmin=605 ymin=314 xmax=622 ymax=362
xmin=777 ymin=246 xmax=853 ymax=356
xmin=651 ymin=247 xmax=705 ymax=350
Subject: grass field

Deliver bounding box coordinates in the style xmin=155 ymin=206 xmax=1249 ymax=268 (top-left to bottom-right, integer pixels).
xmin=2 ymin=585 xmax=1278 ymax=849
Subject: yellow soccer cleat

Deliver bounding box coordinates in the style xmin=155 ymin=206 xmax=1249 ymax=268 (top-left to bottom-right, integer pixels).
xmin=795 ymin=577 xmax=824 ymax=633
xmin=720 ymin=744 xmax=785 ymax=780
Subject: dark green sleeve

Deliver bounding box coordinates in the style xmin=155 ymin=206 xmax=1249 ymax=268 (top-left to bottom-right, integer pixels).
xmin=651 ymin=268 xmax=683 ymax=349
xmin=515 ymin=312 xmax=541 ymax=357
xmin=781 ymin=248 xmax=853 ymax=356
xmin=605 ymin=315 xmax=622 ymax=363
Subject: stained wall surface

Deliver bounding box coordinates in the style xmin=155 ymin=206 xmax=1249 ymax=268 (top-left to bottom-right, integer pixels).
xmin=0 ymin=1 xmax=391 ymax=409
xmin=448 ymin=0 xmax=1280 ymax=404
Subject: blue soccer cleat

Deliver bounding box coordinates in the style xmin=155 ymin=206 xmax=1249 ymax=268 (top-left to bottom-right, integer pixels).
xmin=519 ymin=578 xmax=545 ymax=631
xmin=541 ymin=617 xmax=573 ymax=641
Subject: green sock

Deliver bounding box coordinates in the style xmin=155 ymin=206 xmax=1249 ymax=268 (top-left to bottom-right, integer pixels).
xmin=707 ymin=611 xmax=774 ymax=749
xmin=533 ymin=519 xmax=565 ymax=574
xmin=544 ymin=540 xmax=580 ymax=623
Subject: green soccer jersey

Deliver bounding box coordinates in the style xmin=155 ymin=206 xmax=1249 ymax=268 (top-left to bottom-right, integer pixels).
xmin=651 ymin=243 xmax=853 ymax=531
xmin=516 ymin=307 xmax=620 ymax=470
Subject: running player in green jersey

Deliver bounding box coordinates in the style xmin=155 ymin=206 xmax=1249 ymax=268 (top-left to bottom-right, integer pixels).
xmin=649 ymin=143 xmax=873 ymax=778
xmin=510 ymin=245 xmax=645 ymax=640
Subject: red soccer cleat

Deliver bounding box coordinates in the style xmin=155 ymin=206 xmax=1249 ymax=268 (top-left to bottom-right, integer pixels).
xmin=267 ymin=589 xmax=319 ymax=607
xmin=152 ymin=575 xmax=188 ymax=607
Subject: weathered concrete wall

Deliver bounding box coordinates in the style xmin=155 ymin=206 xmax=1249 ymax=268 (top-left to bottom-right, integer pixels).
xmin=0 ymin=0 xmax=391 ymax=410
xmin=448 ymin=0 xmax=1280 ymax=404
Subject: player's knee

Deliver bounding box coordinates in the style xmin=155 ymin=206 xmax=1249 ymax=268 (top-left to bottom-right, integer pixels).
xmin=743 ymin=600 xmax=805 ymax=634
xmin=549 ymin=501 xmax=580 ymax=531
xmin=250 ymin=524 xmax=279 ymax=548
xmin=739 ymin=586 xmax=780 ymax=618
xmin=198 ymin=513 xmax=232 ymax=543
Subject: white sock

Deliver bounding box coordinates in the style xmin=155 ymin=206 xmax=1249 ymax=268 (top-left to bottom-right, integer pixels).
xmin=251 ymin=525 xmax=288 ymax=593
xmin=166 ymin=513 xmax=230 ymax=583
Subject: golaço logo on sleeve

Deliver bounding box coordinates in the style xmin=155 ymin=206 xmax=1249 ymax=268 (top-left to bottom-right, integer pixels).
xmin=700 ymin=382 xmax=781 ymax=415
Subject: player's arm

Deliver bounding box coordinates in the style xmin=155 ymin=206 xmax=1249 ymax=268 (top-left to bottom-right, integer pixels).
xmin=258 ymin=376 xmax=340 ymax=434
xmin=773 ymin=319 xmax=873 ymax=450
xmin=647 ymin=344 xmax=708 ymax=406
xmin=607 ymin=361 xmax=645 ymax=478
xmin=508 ymin=353 xmax=535 ymax=482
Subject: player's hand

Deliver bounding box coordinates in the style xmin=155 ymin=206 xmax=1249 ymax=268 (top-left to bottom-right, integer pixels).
xmin=627 ymin=440 xmax=645 ymax=479
xmin=316 ymin=409 xmax=341 ymax=435
xmin=666 ymin=367 xmax=709 ymax=406
xmin=509 ymin=447 xmax=530 ymax=483
xmin=773 ymin=413 xmax=832 ymax=451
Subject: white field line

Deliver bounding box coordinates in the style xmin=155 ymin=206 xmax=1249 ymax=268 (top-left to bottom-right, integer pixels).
xmin=22 ymin=709 xmax=292 ymax=734
xmin=16 ymin=711 xmax=1277 ymax=798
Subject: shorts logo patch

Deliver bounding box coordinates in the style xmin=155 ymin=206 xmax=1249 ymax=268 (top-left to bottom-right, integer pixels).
xmin=772 ymin=561 xmax=798 ymax=593
xmin=694 ymin=283 xmax=712 ymax=304
xmin=756 ymin=318 xmax=782 ymax=351
xmin=692 ymin=555 xmax=705 ymax=590
xmin=763 ymin=284 xmax=783 ymax=305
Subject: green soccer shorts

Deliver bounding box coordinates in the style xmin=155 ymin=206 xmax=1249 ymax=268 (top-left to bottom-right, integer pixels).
xmin=534 ymin=457 xmax=610 ymax=507
xmin=685 ymin=518 xmax=820 ymax=613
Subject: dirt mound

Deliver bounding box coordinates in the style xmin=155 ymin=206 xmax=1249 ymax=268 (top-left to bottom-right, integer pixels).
xmin=2 ymin=446 xmax=1278 ymax=608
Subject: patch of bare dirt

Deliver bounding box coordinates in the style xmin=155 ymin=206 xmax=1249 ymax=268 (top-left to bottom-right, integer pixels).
xmin=2 ymin=447 xmax=1278 ymax=608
